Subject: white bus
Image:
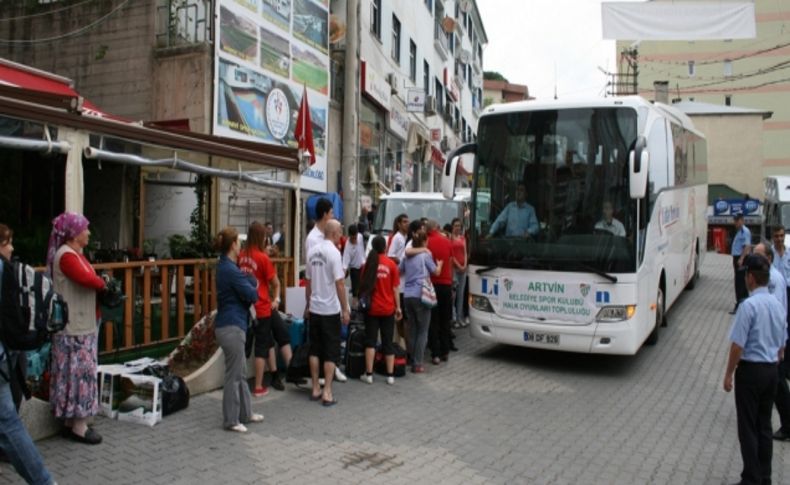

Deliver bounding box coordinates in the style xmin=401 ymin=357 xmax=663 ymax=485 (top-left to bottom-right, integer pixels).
xmin=442 ymin=96 xmax=708 ymax=355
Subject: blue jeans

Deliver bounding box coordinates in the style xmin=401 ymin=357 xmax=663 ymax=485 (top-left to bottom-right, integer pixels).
xmin=453 ymin=271 xmax=467 ymax=322
xmin=0 ymin=347 xmax=53 ymax=484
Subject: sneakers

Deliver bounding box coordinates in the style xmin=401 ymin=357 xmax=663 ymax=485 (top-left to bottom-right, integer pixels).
xmin=252 ymin=386 xmax=269 ymax=397
xmin=318 ymin=378 xmax=326 ymax=387
xmin=432 ymin=357 xmax=441 ymax=365
xmin=228 ymin=423 xmax=248 ymax=433
xmin=412 ymin=365 xmax=426 ymax=374
xmin=451 ymin=320 xmax=461 ymax=329
xmin=360 ymin=373 xmax=373 ymax=384
xmin=335 ymin=367 xmax=348 ymax=382
xmin=270 ymin=373 xmax=285 ymax=391
xmin=249 ymin=413 xmax=264 ymax=423
xmin=386 ymin=376 xmax=395 ymax=385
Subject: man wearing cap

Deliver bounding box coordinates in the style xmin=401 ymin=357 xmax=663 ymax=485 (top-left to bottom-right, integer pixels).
xmin=730 ymin=213 xmax=752 ymax=315
xmin=723 ymin=254 xmax=787 ymax=485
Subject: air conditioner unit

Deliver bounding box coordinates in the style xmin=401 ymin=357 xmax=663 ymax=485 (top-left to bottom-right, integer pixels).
xmin=456 ymin=49 xmax=471 ymax=64
xmin=425 ymin=95 xmax=437 ymax=115
xmin=386 ymin=72 xmax=399 ymax=95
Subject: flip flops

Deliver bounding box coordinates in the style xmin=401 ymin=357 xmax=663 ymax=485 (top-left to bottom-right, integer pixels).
xmin=321 ymin=398 xmax=338 ymax=407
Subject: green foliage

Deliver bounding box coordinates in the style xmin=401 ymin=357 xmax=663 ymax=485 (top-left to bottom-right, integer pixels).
xmin=484 ymin=71 xmax=508 ymax=82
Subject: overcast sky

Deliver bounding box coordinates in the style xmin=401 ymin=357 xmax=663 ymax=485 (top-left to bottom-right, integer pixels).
xmin=477 ymin=0 xmax=625 ymax=100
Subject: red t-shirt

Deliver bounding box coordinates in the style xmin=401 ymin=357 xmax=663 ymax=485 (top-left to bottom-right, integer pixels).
xmin=451 ymin=236 xmax=466 ymax=269
xmin=238 ymin=247 xmax=276 ymax=318
xmin=363 ymin=254 xmax=400 ymax=316
xmin=427 ymin=230 xmax=453 ymax=285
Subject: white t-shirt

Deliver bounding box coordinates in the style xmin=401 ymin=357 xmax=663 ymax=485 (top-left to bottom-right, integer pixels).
xmin=594 ymin=218 xmax=626 ymax=237
xmin=387 ymin=232 xmax=407 ymax=262
xmin=342 ymin=233 xmax=365 ymax=270
xmin=306 ymin=239 xmax=345 ymax=315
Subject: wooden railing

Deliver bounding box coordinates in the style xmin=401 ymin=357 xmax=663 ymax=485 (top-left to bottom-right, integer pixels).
xmin=93 ymin=257 xmax=295 ymax=355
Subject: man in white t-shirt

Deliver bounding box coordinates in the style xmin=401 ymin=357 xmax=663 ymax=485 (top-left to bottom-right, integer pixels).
xmin=306 ymin=220 xmax=350 ymax=406
xmin=386 ymin=214 xmax=410 ymax=342
xmin=594 ymin=200 xmax=626 ymax=237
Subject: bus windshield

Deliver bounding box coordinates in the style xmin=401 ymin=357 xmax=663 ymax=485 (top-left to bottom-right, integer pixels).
xmin=373 ymin=198 xmax=464 ymax=234
xmin=471 ymin=107 xmax=638 ymax=273
xmin=782 ymin=204 xmax=790 ymax=229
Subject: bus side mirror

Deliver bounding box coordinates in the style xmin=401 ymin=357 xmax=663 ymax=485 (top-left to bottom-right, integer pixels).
xmin=442 ymin=143 xmax=477 ymax=200
xmin=629 ymin=137 xmax=649 ymax=199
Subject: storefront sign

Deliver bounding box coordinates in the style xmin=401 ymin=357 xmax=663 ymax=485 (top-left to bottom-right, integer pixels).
xmin=713 ymin=198 xmax=760 ymax=216
xmin=444 ymin=68 xmax=460 ymax=102
xmin=361 ymin=60 xmax=391 ymax=110
xmin=407 ymin=89 xmax=425 ymax=112
xmin=388 ymin=105 xmax=409 ymax=140
xmin=499 ymin=278 xmax=596 ymax=323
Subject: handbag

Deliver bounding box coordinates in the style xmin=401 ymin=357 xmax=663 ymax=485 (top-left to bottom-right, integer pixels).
xmin=419 ymin=256 xmax=438 ymax=308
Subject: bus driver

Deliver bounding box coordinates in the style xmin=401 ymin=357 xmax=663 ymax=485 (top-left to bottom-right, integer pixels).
xmin=488 ymin=182 xmax=540 ymax=239
xmin=594 ymin=200 xmax=626 ymax=237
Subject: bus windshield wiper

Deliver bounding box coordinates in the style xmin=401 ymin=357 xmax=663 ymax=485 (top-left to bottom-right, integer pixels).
xmin=569 ymin=261 xmax=618 ymax=283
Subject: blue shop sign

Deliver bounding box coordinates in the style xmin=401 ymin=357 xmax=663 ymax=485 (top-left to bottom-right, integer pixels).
xmin=713 ymin=198 xmax=760 ymax=216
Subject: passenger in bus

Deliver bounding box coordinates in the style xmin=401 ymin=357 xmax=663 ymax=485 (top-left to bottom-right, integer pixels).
xmin=487 ymin=182 xmax=540 ymax=238
xmin=594 ymin=201 xmax=626 ymax=237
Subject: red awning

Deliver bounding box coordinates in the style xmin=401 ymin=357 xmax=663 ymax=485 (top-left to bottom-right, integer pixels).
xmin=0 ymin=59 xmax=121 ymax=120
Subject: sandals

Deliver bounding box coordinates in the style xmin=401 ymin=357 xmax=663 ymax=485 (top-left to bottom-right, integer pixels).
xmin=321 ymin=398 xmax=338 ymax=407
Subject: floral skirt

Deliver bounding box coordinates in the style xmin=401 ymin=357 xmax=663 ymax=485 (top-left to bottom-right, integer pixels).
xmin=50 ymin=333 xmax=99 ymax=419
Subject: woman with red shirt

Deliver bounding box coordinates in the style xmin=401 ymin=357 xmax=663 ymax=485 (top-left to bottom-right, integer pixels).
xmin=358 ymin=236 xmax=401 ymax=385
xmin=47 ymin=212 xmax=107 ymax=445
xmin=238 ymin=222 xmax=283 ymax=396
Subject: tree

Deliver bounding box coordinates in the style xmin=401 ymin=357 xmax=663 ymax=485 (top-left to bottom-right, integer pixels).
xmin=484 ymin=71 xmax=508 ymax=82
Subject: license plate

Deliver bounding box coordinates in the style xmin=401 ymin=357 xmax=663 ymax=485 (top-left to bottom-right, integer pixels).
xmin=523 ymin=331 xmax=560 ymax=345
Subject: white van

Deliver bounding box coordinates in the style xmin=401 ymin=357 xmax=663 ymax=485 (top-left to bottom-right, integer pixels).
xmin=369 ymin=191 xmax=470 ymax=240
xmin=764 ymin=176 xmax=790 ymax=247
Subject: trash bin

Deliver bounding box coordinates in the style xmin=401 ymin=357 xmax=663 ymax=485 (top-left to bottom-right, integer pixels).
xmin=712 ymin=227 xmax=727 ymax=254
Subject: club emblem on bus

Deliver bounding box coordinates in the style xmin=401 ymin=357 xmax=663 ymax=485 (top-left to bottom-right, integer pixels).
xmin=503 ymin=278 xmax=513 ymax=292
xmin=579 ymin=283 xmax=591 ymax=298
xmin=481 ymin=277 xmax=499 ymax=296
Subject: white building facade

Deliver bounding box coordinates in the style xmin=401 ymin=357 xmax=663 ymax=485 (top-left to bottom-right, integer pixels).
xmin=354 ymin=0 xmax=487 ymax=207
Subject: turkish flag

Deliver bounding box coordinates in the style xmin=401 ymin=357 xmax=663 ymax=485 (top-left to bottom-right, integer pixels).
xmin=294 ymin=85 xmax=315 ymax=165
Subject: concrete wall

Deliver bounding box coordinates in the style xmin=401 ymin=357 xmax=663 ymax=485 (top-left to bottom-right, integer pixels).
xmin=0 ymin=1 xmax=158 ymax=122
xmin=690 ymin=114 xmax=766 ymax=197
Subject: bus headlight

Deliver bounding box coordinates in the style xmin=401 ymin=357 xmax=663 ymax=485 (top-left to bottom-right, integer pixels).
xmin=596 ymin=305 xmax=636 ymax=322
xmin=470 ymin=295 xmax=494 ymax=313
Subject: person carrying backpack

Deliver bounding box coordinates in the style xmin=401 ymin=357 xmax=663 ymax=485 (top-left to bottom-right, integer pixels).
xmin=0 ymin=224 xmax=55 ymax=484
xmin=358 ymin=236 xmax=401 ymax=385
xmin=47 ymin=212 xmax=107 ymax=445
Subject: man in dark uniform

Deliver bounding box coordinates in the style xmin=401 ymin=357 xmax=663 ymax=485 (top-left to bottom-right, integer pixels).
xmin=730 ymin=213 xmax=752 ymax=314
xmin=723 ymin=254 xmax=787 ymax=485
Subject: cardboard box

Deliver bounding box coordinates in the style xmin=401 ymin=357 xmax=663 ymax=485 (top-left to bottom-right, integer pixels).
xmin=97 ymin=365 xmax=126 ymax=419
xmin=116 ymin=374 xmax=162 ymax=427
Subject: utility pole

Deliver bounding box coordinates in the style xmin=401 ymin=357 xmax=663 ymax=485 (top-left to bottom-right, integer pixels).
xmin=341 ymin=0 xmax=359 ymax=229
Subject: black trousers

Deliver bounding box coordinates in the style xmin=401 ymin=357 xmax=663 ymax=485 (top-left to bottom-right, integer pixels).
xmin=775 ymin=359 xmax=790 ymax=433
xmin=734 ymin=256 xmax=748 ymax=305
xmin=735 ymin=361 xmax=778 ymax=485
xmin=429 ymin=284 xmax=453 ymax=359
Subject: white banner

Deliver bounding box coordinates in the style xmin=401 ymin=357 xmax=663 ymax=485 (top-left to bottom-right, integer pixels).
xmin=213 ymin=0 xmax=331 ymax=193
xmin=499 ymin=277 xmax=597 ymax=324
xmin=602 ymin=1 xmax=756 ymax=40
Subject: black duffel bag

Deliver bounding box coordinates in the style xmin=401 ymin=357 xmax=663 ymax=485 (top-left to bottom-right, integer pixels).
xmin=161 ymin=374 xmax=190 ymax=416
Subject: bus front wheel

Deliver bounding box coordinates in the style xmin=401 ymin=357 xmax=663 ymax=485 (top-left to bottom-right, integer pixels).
xmin=646 ymin=287 xmax=664 ymax=346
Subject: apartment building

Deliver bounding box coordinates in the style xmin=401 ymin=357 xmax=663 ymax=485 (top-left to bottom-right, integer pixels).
xmin=350 ymin=0 xmax=487 ymax=205
xmin=615 ymin=0 xmax=790 ymax=188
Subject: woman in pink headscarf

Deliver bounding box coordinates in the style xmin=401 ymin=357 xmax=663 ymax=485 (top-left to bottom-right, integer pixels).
xmin=47 ymin=212 xmax=107 ymax=445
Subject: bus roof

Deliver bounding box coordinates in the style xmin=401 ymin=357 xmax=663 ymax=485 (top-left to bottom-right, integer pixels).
xmin=481 ymin=95 xmax=702 ymax=138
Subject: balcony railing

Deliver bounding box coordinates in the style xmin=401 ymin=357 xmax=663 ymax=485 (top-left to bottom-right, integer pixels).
xmin=156 ymin=0 xmax=212 ymax=48
xmin=91 ymin=257 xmax=294 ymax=355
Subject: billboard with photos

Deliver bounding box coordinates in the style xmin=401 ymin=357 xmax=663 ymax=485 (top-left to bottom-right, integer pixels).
xmin=214 ymin=0 xmax=330 ymax=192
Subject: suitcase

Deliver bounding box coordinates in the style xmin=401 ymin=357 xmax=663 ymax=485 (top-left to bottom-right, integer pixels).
xmin=374 ymin=343 xmax=407 ymax=377
xmin=344 ymin=326 xmax=366 ymax=379
xmin=286 ymin=315 xmax=306 ymax=349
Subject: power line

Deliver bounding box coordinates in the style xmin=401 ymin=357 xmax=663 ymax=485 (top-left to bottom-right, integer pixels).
xmin=675 ymin=75 xmax=790 ymax=94
xmin=0 ymin=0 xmax=131 ymax=45
xmin=0 ymin=0 xmax=96 ymax=22
xmin=640 ymin=40 xmax=790 ymax=67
